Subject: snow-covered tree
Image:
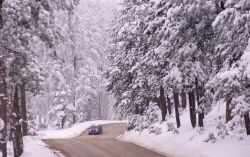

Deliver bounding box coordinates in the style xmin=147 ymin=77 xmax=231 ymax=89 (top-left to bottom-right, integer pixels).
xmin=107 ymin=0 xmax=217 ymax=128
xmin=207 ymin=0 xmax=250 ymax=134
xmin=25 ymin=0 xmax=115 ymax=128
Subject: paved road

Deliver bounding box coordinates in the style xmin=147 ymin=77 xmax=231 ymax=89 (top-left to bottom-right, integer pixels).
xmin=43 ymin=123 xmax=166 ymax=157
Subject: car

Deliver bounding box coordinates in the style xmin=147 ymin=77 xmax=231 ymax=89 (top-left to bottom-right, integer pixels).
xmin=88 ymin=125 xmax=103 ymax=135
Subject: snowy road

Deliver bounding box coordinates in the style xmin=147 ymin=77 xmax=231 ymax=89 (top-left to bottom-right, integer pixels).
xmin=43 ymin=123 xmax=166 ymax=157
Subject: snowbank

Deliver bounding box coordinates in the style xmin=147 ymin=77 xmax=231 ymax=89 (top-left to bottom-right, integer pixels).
xmin=7 ymin=136 xmax=59 ymax=157
xmin=38 ymin=120 xmax=124 ymax=139
xmin=118 ymin=103 xmax=250 ymax=157
xmin=7 ymin=120 xmax=125 ymax=157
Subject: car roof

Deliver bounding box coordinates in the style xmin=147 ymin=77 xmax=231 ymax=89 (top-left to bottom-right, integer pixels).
xmin=89 ymin=125 xmax=102 ymax=128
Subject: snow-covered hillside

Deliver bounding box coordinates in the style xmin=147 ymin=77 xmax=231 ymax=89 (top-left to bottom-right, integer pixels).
xmin=118 ymin=102 xmax=250 ymax=157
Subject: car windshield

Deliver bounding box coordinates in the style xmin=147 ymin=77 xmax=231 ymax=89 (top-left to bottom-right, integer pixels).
xmin=89 ymin=125 xmax=98 ymax=129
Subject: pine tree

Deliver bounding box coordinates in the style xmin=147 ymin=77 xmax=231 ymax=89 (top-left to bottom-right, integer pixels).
xmin=189 ymin=90 xmax=196 ymax=128
xmin=244 ymin=113 xmax=250 ymax=135
xmin=208 ymin=0 xmax=250 ymax=128
xmin=167 ymin=95 xmax=172 ymax=115
xmin=106 ymin=0 xmax=250 ymax=135
xmin=20 ymin=83 xmax=28 ymax=136
xmin=157 ymin=86 xmax=167 ymax=122
xmin=10 ymin=85 xmax=23 ymax=157
xmin=181 ymin=90 xmax=187 ymax=109
xmin=0 ymin=56 xmax=7 ymax=157
xmin=173 ymin=92 xmax=181 ymax=128
xmin=0 ymin=1 xmax=8 ymax=156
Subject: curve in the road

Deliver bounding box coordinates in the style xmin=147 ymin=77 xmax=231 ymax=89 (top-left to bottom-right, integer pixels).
xmin=43 ymin=123 xmax=167 ymax=157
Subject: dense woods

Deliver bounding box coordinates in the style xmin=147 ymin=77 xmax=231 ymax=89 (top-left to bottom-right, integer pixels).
xmin=0 ymin=0 xmax=250 ymax=156
xmin=106 ymin=0 xmax=250 ymax=135
xmin=0 ymin=0 xmax=115 ymax=156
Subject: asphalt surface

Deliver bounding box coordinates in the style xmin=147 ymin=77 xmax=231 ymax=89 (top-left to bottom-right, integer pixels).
xmin=43 ymin=123 xmax=167 ymax=157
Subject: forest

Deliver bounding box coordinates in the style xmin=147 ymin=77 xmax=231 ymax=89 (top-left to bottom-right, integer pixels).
xmin=106 ymin=0 xmax=250 ymax=136
xmin=0 ymin=0 xmax=250 ymax=157
xmin=0 ymin=0 xmax=116 ymax=156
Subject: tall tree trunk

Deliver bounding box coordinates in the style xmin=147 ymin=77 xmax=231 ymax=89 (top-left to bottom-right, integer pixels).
xmin=61 ymin=116 xmax=66 ymax=129
xmin=72 ymin=94 xmax=76 ymax=123
xmin=98 ymin=93 xmax=102 ymax=120
xmin=135 ymin=104 xmax=139 ymax=114
xmin=72 ymin=56 xmax=78 ymax=124
xmin=11 ymin=85 xmax=23 ymax=157
xmin=0 ymin=58 xmax=7 ymax=157
xmin=72 ymin=114 xmax=76 ymax=124
xmin=226 ymin=97 xmax=232 ymax=123
xmin=72 ymin=87 xmax=76 ymax=123
xmin=189 ymin=90 xmax=196 ymax=128
xmin=173 ymin=92 xmax=180 ymax=128
xmin=167 ymin=95 xmax=172 ymax=115
xmin=244 ymin=112 xmax=250 ymax=135
xmin=181 ymin=90 xmax=187 ymax=109
xmin=0 ymin=0 xmax=3 ymax=29
xmin=20 ymin=83 xmax=28 ymax=136
xmin=38 ymin=115 xmax=42 ymax=128
xmin=195 ymin=79 xmax=204 ymax=127
xmin=158 ymin=86 xmax=167 ymax=122
xmin=0 ymin=1 xmax=7 ymax=156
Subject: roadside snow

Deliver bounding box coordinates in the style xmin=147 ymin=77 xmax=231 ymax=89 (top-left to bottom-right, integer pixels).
xmin=118 ymin=103 xmax=250 ymax=157
xmin=7 ymin=136 xmax=59 ymax=157
xmin=7 ymin=120 xmax=124 ymax=157
xmin=38 ymin=120 xmax=124 ymax=139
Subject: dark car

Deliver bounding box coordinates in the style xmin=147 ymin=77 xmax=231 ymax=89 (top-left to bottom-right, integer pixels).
xmin=88 ymin=125 xmax=103 ymax=135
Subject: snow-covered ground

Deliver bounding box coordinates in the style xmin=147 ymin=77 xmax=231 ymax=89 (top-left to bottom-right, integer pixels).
xmin=7 ymin=136 xmax=60 ymax=157
xmin=37 ymin=120 xmax=123 ymax=139
xmin=118 ymin=103 xmax=250 ymax=157
xmin=7 ymin=120 xmax=123 ymax=157
xmin=7 ymin=115 xmax=250 ymax=157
